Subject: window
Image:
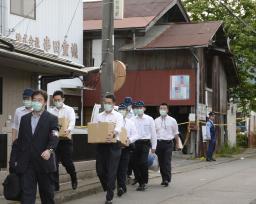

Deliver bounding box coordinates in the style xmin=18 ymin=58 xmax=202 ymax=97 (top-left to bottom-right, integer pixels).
xmin=0 ymin=78 xmax=2 ymax=114
xmin=10 ymin=0 xmax=36 ymax=19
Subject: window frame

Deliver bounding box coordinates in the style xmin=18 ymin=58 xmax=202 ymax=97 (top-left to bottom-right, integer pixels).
xmin=10 ymin=0 xmax=36 ymax=20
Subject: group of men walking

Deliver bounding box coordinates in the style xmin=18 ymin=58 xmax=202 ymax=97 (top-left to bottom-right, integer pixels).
xmin=94 ymin=93 xmax=181 ymax=204
xmin=8 ymin=89 xmax=216 ymax=204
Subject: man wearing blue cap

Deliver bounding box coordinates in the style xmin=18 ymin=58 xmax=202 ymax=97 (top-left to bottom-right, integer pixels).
xmin=206 ymin=112 xmax=216 ymax=161
xmin=116 ymin=103 xmax=138 ymax=197
xmin=12 ymin=88 xmax=34 ymax=141
xmin=132 ymin=101 xmax=157 ymax=191
xmin=124 ymin=97 xmax=134 ymax=119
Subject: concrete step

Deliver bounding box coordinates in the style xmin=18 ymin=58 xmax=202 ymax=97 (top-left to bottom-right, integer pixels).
xmin=55 ymin=177 xmax=102 ymax=204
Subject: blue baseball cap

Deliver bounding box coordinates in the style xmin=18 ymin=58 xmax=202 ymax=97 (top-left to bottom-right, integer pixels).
xmin=23 ymin=88 xmax=34 ymax=97
xmin=136 ymin=101 xmax=145 ymax=107
xmin=118 ymin=103 xmax=127 ymax=110
xmin=124 ymin=97 xmax=133 ymax=106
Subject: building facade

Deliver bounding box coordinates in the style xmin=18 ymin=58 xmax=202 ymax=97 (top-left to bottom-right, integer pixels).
xmin=83 ymin=0 xmax=239 ymax=156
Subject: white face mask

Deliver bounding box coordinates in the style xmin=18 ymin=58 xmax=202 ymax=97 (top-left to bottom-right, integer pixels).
xmin=119 ymin=110 xmax=127 ymax=117
xmin=137 ymin=109 xmax=144 ymax=116
xmin=32 ymin=101 xmax=44 ymax=112
xmin=159 ymin=110 xmax=167 ymax=116
xmin=104 ymin=104 xmax=113 ymax=112
xmin=23 ymin=100 xmax=32 ymax=108
xmin=54 ymin=101 xmax=63 ymax=109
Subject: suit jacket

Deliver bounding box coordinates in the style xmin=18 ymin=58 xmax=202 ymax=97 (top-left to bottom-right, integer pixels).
xmin=10 ymin=110 xmax=59 ymax=174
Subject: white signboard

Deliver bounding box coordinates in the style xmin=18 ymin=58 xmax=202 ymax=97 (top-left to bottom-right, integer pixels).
xmin=114 ymin=0 xmax=124 ymax=19
xmin=170 ymin=75 xmax=190 ymax=100
xmin=198 ymin=103 xmax=207 ymax=121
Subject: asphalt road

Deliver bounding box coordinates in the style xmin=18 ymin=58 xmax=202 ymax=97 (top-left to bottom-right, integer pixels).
xmin=65 ymin=156 xmax=256 ymax=204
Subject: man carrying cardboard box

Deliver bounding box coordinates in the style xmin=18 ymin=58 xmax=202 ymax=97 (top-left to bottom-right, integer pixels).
xmin=49 ymin=90 xmax=77 ymax=191
xmin=94 ymin=93 xmax=124 ymax=204
xmin=116 ymin=103 xmax=138 ymax=197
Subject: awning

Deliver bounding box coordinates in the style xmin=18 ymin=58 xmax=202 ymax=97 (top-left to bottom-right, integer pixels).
xmin=0 ymin=36 xmax=100 ymax=76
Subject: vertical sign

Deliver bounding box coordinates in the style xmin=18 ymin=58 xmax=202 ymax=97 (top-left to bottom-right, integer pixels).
xmin=114 ymin=0 xmax=124 ymax=19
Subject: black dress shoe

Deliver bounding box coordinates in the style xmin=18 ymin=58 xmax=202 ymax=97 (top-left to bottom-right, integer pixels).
xmin=105 ymin=200 xmax=113 ymax=204
xmin=71 ymin=176 xmax=78 ymax=190
xmin=163 ymin=181 xmax=169 ymax=187
xmin=117 ymin=188 xmax=125 ymax=197
xmin=211 ymin=158 xmax=216 ymax=161
xmin=206 ymin=158 xmax=212 ymax=162
xmin=161 ymin=181 xmax=164 ymax=186
xmin=136 ymin=184 xmax=146 ymax=191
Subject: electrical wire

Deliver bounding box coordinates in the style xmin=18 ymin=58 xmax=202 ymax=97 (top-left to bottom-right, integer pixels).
xmin=64 ymin=0 xmax=81 ymax=40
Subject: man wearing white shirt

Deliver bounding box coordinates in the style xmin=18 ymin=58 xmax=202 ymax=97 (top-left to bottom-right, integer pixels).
xmin=132 ymin=101 xmax=157 ymax=191
xmin=94 ymin=93 xmax=124 ymax=204
xmin=116 ymin=103 xmax=138 ymax=197
xmin=155 ymin=103 xmax=180 ymax=187
xmin=48 ymin=90 xmax=77 ymax=191
xmin=12 ymin=88 xmax=34 ymax=141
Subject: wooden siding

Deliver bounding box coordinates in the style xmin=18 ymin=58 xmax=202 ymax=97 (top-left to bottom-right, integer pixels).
xmin=0 ymin=68 xmax=34 ymax=131
xmin=120 ymin=49 xmax=194 ymax=71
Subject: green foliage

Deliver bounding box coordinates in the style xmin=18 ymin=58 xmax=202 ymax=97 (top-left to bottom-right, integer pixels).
xmin=182 ymin=0 xmax=256 ymax=114
xmin=217 ymin=142 xmax=241 ymax=157
xmin=237 ymin=132 xmax=248 ymax=147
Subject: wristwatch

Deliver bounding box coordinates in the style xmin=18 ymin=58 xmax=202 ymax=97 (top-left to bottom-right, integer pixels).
xmin=48 ymin=149 xmax=54 ymax=154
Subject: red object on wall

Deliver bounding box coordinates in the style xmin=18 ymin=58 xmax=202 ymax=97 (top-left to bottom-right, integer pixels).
xmin=84 ymin=70 xmax=196 ymax=106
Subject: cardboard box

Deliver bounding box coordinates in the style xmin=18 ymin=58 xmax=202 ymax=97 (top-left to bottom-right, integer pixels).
xmin=88 ymin=122 xmax=116 ymax=143
xmin=58 ymin=117 xmax=70 ymax=138
xmin=119 ymin=127 xmax=128 ymax=147
xmin=88 ymin=122 xmax=128 ymax=145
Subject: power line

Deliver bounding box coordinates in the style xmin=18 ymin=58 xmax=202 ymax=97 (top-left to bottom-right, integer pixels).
xmin=64 ymin=0 xmax=81 ymax=40
xmin=214 ymin=0 xmax=256 ymax=35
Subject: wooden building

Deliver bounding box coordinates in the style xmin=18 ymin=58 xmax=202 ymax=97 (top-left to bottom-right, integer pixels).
xmin=83 ymin=0 xmax=239 ymax=155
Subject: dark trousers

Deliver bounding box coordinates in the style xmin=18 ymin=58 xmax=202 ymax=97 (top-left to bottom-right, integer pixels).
xmin=127 ymin=143 xmax=135 ymax=177
xmin=133 ymin=140 xmax=150 ymax=186
xmin=96 ymin=143 xmax=121 ymax=201
xmin=55 ymin=140 xmax=76 ymax=188
xmin=117 ymin=148 xmax=130 ymax=191
xmin=207 ymin=140 xmax=216 ymax=159
xmin=156 ymin=140 xmax=173 ymax=183
xmin=21 ymin=164 xmax=55 ymax=204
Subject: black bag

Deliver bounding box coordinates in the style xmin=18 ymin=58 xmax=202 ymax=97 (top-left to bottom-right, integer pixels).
xmin=2 ymin=173 xmax=21 ymax=201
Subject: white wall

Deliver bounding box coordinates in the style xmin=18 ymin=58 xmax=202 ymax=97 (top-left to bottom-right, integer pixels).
xmin=92 ymin=39 xmax=102 ymax=67
xmin=4 ymin=0 xmax=83 ymax=64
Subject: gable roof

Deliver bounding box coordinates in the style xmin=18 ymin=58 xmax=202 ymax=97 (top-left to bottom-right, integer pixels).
xmin=83 ymin=0 xmax=189 ymax=31
xmin=120 ymin=21 xmax=223 ymax=50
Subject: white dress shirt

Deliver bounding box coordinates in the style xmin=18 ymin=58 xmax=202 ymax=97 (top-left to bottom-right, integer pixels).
xmin=49 ymin=104 xmax=76 ymax=139
xmin=94 ymin=109 xmax=124 ymax=140
xmin=12 ymin=106 xmax=32 ymax=137
xmin=126 ymin=109 xmax=134 ymax=119
xmin=133 ymin=114 xmax=157 ymax=149
xmin=123 ymin=117 xmax=138 ymax=143
xmin=155 ymin=115 xmax=179 ymax=140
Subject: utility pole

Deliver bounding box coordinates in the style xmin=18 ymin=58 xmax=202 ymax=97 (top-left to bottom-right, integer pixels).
xmin=101 ymin=0 xmax=114 ymax=97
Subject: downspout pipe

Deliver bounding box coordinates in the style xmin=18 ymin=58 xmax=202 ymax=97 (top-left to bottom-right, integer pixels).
xmin=190 ymin=48 xmax=200 ymax=158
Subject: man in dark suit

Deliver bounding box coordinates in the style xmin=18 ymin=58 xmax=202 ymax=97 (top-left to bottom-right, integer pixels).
xmin=9 ymin=90 xmax=59 ymax=204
